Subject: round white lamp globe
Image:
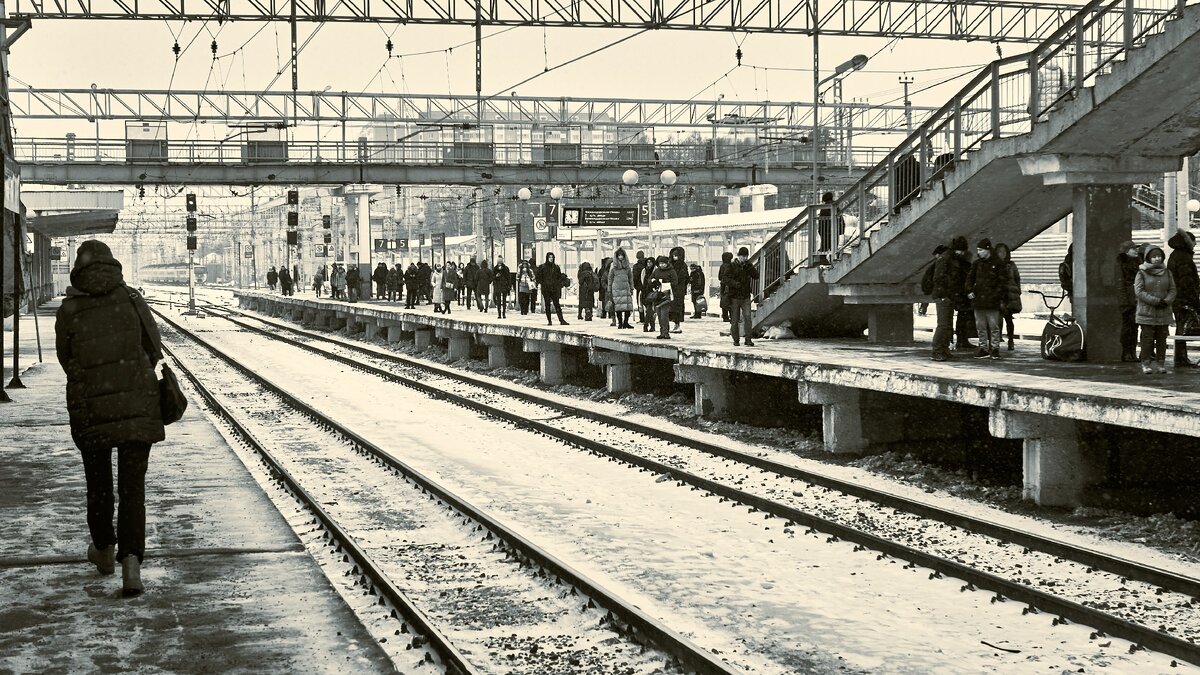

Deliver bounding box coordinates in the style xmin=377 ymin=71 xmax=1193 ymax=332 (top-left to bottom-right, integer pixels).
xmin=517 ymin=187 xmax=532 ymax=201
xmin=550 ymin=186 xmax=564 ymax=200
xmin=622 ymin=169 xmax=640 ymax=186
xmin=659 ymin=169 xmax=677 ymax=186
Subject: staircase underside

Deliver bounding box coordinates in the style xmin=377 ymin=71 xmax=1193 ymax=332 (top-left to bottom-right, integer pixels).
xmin=754 ymin=4 xmax=1200 ymax=336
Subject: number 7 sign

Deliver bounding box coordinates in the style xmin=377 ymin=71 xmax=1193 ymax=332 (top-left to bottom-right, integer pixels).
xmin=547 ymin=202 xmax=559 ymax=225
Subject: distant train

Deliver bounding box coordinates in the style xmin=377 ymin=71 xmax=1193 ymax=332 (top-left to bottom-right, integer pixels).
xmin=140 ymin=262 xmax=208 ymax=285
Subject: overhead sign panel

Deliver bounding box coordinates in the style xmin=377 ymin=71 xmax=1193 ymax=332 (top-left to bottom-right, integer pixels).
xmin=561 ymin=206 xmax=638 ymax=228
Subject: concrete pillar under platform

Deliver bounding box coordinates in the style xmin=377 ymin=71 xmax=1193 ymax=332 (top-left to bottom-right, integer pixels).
xmin=989 ymin=409 xmax=1102 ymax=507
xmin=866 ymin=305 xmax=914 ymax=344
xmin=674 ymin=365 xmax=732 ymax=418
xmin=589 ymin=348 xmax=633 ymax=394
xmin=1073 ymin=185 xmax=1132 ymax=362
xmin=797 ymin=382 xmax=865 ymax=454
xmin=314 ymin=311 xmax=332 ymax=328
xmin=413 ymin=328 xmax=433 ymax=350
xmin=363 ymin=319 xmax=379 ymax=340
xmin=478 ymin=335 xmax=513 ymax=369
xmin=386 ymin=324 xmax=404 ymax=343
xmin=437 ymin=327 xmax=472 ymax=361
xmin=291 ymin=307 xmax=304 ymax=322
xmin=524 ymin=339 xmax=564 ymax=385
xmin=302 ymin=309 xmax=316 ymax=325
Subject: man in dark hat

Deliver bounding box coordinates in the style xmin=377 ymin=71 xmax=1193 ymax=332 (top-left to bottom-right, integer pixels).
xmin=56 ymin=240 xmax=166 ymax=596
xmin=930 ymin=238 xmax=967 ymax=361
xmin=966 ymin=237 xmax=1010 ymax=359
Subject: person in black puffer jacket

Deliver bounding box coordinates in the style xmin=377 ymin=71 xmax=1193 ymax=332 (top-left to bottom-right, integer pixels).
xmin=537 ymin=252 xmax=568 ymax=326
xmin=1167 ymin=230 xmax=1199 ymax=366
xmin=966 ymin=238 xmax=1010 ymax=359
xmin=668 ymin=246 xmax=688 ymax=332
xmin=55 ymin=240 xmax=165 ymax=596
xmin=1116 ymin=240 xmax=1143 ymax=362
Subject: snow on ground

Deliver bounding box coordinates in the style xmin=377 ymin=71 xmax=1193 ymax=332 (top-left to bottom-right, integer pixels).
xmin=170 ymin=308 xmax=1194 ymax=674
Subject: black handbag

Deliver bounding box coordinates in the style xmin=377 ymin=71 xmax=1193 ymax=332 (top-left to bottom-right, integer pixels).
xmin=125 ymin=288 xmax=188 ymax=424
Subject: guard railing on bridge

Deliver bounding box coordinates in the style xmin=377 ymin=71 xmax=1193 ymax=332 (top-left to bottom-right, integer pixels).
xmin=752 ymin=0 xmax=1194 ymax=304
xmin=14 ymin=137 xmax=895 ymax=172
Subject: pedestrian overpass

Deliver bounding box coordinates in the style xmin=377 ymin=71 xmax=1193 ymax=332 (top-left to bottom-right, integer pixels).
xmin=750 ymin=0 xmax=1200 ymax=361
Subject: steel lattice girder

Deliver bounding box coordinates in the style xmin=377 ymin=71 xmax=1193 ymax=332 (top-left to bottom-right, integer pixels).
xmin=8 ymin=87 xmax=936 ymax=133
xmin=7 ymin=0 xmax=1167 ymax=44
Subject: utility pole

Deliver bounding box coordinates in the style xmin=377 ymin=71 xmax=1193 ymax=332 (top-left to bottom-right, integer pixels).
xmin=899 ymin=75 xmax=915 ymax=136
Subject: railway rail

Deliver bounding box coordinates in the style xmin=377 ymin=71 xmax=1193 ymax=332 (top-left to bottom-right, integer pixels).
xmin=154 ymin=306 xmax=740 ymax=675
xmin=196 ymin=300 xmax=1200 ymax=666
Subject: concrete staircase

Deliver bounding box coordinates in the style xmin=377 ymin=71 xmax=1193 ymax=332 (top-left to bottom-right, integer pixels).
xmin=751 ymin=0 xmax=1200 ymax=337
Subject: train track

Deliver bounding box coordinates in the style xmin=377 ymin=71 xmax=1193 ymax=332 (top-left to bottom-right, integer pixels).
xmin=154 ymin=306 xmax=739 ymax=675
xmin=199 ymin=300 xmax=1200 ymax=666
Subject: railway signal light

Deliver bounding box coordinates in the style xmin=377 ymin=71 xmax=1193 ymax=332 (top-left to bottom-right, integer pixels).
xmin=186 ymin=216 xmax=197 ymax=232
xmin=287 ymin=190 xmax=299 ymax=206
xmin=186 ymin=193 xmax=197 ymax=211
xmin=186 ymin=236 xmax=197 ymax=251
xmin=287 ymin=231 xmax=298 ymax=245
xmin=323 ymin=233 xmax=332 ymax=244
xmin=322 ymin=214 xmax=331 ymax=229
xmin=288 ymin=211 xmax=299 ymax=228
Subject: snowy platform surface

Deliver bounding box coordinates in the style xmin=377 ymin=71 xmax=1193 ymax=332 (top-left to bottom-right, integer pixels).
xmin=240 ymin=290 xmax=1200 ymax=438
xmin=0 ymin=304 xmax=393 ymax=674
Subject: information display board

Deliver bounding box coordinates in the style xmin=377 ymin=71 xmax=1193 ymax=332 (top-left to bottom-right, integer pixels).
xmin=561 ymin=206 xmax=638 ymax=228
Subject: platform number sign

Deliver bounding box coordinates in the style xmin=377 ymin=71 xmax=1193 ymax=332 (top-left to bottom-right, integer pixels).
xmin=547 ymin=201 xmax=559 ymax=226
xmin=638 ymin=201 xmax=650 ymax=227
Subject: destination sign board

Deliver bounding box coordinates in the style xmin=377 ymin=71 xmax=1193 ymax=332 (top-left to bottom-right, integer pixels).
xmin=561 ymin=206 xmax=638 ymax=228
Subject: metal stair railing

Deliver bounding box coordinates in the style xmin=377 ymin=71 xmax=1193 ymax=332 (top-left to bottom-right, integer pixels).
xmin=752 ymin=0 xmax=1195 ymax=304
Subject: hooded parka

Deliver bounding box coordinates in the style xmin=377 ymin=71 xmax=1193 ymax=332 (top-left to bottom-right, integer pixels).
xmin=608 ymin=249 xmax=635 ymax=312
xmin=55 ymin=241 xmax=166 ymax=449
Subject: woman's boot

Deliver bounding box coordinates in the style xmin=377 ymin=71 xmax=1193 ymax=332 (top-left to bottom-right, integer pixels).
xmin=88 ymin=543 xmax=115 ymax=575
xmin=122 ymin=557 xmax=144 ymax=597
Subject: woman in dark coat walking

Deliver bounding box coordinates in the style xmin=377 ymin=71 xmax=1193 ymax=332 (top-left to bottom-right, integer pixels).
xmin=577 ymin=261 xmax=598 ymax=321
xmin=55 ymin=241 xmax=166 ymax=596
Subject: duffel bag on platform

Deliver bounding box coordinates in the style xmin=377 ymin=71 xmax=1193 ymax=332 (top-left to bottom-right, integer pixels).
xmin=1041 ymin=318 xmax=1085 ymax=362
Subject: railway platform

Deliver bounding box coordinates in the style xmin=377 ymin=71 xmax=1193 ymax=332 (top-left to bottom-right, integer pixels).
xmin=235 ymin=290 xmax=1200 ymax=511
xmin=0 ymin=302 xmax=394 ymax=673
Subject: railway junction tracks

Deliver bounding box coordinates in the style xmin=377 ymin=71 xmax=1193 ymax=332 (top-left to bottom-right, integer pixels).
xmin=153 ymin=306 xmax=739 ymax=675
xmin=187 ymin=300 xmax=1200 ymax=668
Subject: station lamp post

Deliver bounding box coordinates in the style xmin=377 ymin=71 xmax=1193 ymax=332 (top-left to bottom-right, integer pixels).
xmin=623 ymin=168 xmax=677 ymax=226
xmin=1189 ymin=198 xmax=1200 ymax=226
xmin=814 ymin=54 xmax=869 ymax=206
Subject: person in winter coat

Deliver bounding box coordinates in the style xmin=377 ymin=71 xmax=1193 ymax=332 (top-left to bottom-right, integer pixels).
xmin=632 ymin=250 xmax=649 ymax=324
xmin=463 ymin=257 xmax=479 ymax=306
xmin=55 ymin=240 xmax=164 ymax=596
xmin=966 ymin=238 xmax=1010 ymax=359
xmin=431 ymin=265 xmax=446 ymax=313
xmin=608 ymin=248 xmax=636 ymax=329
xmin=537 ymin=252 xmax=569 ymax=325
xmin=718 ymin=251 xmax=734 ymax=322
xmin=278 ymin=267 xmax=293 ymax=297
xmin=992 ymin=243 xmax=1022 ymax=351
xmin=598 ymin=257 xmax=612 ymax=321
xmin=950 ymin=237 xmax=977 ymax=350
xmin=372 ymin=262 xmax=389 ymax=300
xmin=1116 ymin=240 xmax=1142 ymax=362
xmin=404 ymin=263 xmax=420 ymax=308
xmin=577 ymin=261 xmax=598 ymax=321
xmin=929 ymin=240 xmax=965 ymax=361
xmin=1059 ymin=243 xmax=1074 ymax=304
xmin=313 ymin=264 xmax=327 ymax=297
xmin=345 ymin=265 xmax=362 ymax=303
xmin=727 ymin=247 xmax=758 ymax=346
xmin=648 ymin=256 xmax=676 ymax=338
xmin=1135 ymin=246 xmax=1177 ymax=373
xmin=266 ymin=266 xmax=278 ymax=292
xmin=386 ymin=264 xmax=402 ymax=303
xmin=668 ymin=246 xmax=688 ymax=332
xmin=330 ymin=264 xmax=346 ymax=300
xmin=441 ymin=263 xmax=458 ymax=315
xmin=1167 ymin=230 xmax=1199 ymax=367
xmin=417 ymin=262 xmax=433 ymax=304
xmin=517 ymin=259 xmax=538 ymax=315
xmin=474 ymin=260 xmax=493 ymax=312
xmin=688 ymin=263 xmax=706 ymax=319
xmin=492 ymin=257 xmax=512 ymax=318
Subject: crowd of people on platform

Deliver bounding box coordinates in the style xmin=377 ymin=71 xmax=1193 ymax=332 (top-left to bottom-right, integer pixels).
xmin=267 ymin=245 xmax=760 ymax=347
xmin=926 ymin=230 xmax=1200 ymax=373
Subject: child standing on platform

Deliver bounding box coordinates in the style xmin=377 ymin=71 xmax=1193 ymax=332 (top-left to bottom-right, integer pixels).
xmin=1134 ymin=246 xmax=1176 ymax=374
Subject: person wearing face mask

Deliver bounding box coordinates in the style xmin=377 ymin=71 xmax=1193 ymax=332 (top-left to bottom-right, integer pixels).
xmin=966 ymin=238 xmax=1009 ymax=360
xmin=1135 ymin=246 xmax=1176 ymax=373
xmin=1116 ymin=240 xmax=1143 ymax=362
